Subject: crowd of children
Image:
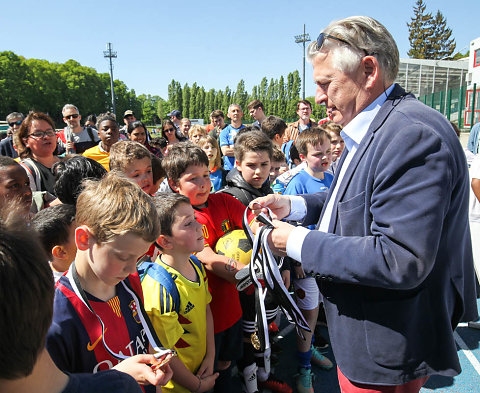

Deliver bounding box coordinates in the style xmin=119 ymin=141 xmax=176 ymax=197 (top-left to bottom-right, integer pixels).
xmin=0 ymin=101 xmax=345 ymax=393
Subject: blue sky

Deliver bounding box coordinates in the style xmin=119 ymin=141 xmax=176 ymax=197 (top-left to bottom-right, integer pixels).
xmin=2 ymin=0 xmax=478 ymax=101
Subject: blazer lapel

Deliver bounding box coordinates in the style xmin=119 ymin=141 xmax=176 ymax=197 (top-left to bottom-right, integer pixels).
xmin=326 ymin=84 xmax=408 ymax=233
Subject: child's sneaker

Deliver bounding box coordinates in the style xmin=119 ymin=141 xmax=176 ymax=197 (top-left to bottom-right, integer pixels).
xmin=258 ymin=374 xmax=292 ymax=393
xmin=295 ymin=367 xmax=314 ymax=393
xmin=311 ymin=346 xmax=333 ymax=370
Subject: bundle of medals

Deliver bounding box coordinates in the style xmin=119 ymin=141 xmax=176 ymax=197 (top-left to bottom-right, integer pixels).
xmin=236 ymin=208 xmax=310 ymax=351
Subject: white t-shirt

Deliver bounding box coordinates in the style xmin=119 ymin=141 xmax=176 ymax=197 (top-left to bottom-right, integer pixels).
xmin=469 ymin=155 xmax=480 ymax=222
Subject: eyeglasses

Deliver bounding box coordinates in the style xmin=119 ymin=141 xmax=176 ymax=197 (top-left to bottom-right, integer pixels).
xmin=164 ymin=128 xmax=175 ymax=133
xmin=316 ymin=32 xmax=369 ymax=56
xmin=65 ymin=114 xmax=79 ymax=120
xmin=8 ymin=120 xmax=23 ymax=127
xmin=28 ymin=130 xmax=56 ymax=139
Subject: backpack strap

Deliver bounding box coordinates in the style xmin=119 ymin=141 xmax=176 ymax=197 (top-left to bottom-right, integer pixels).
xmin=20 ymin=158 xmax=42 ymax=191
xmin=221 ymin=187 xmax=250 ymax=206
xmin=86 ymin=126 xmax=96 ymax=143
xmin=190 ymin=255 xmax=203 ymax=274
xmin=138 ymin=261 xmax=180 ymax=314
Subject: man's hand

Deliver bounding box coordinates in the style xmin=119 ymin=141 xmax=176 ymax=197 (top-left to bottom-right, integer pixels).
xmin=249 ymin=194 xmax=291 ymax=221
xmin=266 ymin=219 xmax=296 ymax=257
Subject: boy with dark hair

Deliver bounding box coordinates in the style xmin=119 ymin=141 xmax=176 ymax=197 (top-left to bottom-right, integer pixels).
xmin=142 ymin=193 xmax=218 ymax=393
xmin=247 ymin=99 xmax=266 ymax=128
xmin=46 ymin=172 xmax=173 ymax=392
xmin=162 ymin=142 xmax=250 ymax=393
xmin=222 ymin=130 xmax=274 ymax=206
xmin=109 ymin=140 xmax=154 ymax=194
xmin=83 ymin=112 xmax=119 ymax=171
xmin=219 ymin=104 xmax=245 ymax=171
xmin=270 ymin=148 xmax=287 ymax=185
xmin=53 ymin=156 xmax=107 ymax=205
xmin=32 ymin=204 xmax=77 ymax=282
xmin=261 ymin=116 xmax=287 ymax=148
xmin=0 ymin=212 xmax=143 ymax=393
xmin=208 ymin=110 xmax=226 ymax=141
xmin=0 ymin=156 xmax=32 ymax=215
xmin=220 ymin=130 xmax=292 ymax=393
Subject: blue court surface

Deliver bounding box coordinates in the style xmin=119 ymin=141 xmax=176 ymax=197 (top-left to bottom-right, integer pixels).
xmin=231 ymin=299 xmax=480 ymax=392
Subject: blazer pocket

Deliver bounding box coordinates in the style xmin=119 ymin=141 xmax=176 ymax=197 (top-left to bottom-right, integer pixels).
xmin=337 ymin=191 xmax=366 ymax=236
xmin=362 ymin=289 xmax=435 ymax=368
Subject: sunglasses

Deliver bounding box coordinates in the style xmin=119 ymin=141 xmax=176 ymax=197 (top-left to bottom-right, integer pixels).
xmin=28 ymin=130 xmax=56 ymax=139
xmin=9 ymin=120 xmax=23 ymax=127
xmin=316 ymin=32 xmax=369 ymax=56
xmin=65 ymin=114 xmax=79 ymax=120
xmin=164 ymin=128 xmax=175 ymax=133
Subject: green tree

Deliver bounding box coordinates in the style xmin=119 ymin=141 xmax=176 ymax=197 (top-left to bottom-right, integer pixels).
xmin=407 ymin=0 xmax=456 ymax=60
xmin=431 ymin=10 xmax=456 ymax=59
xmin=234 ymin=79 xmax=248 ymax=111
xmin=407 ymin=0 xmax=433 ymax=59
xmin=182 ymin=83 xmax=191 ymax=118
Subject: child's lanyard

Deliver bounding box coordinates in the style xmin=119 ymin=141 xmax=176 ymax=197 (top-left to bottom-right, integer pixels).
xmin=67 ymin=263 xmax=162 ymax=360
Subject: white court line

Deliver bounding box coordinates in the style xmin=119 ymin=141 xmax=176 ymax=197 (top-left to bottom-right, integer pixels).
xmin=454 ymin=331 xmax=480 ymax=376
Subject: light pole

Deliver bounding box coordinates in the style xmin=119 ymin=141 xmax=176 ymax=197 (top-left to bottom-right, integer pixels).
xmin=103 ymin=43 xmax=117 ymax=115
xmin=294 ymin=24 xmax=311 ymax=99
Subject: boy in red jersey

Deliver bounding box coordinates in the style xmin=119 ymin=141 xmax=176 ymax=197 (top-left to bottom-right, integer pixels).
xmin=162 ymin=142 xmax=253 ymax=393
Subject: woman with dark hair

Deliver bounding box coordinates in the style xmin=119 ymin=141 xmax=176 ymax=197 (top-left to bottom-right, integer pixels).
xmin=161 ymin=119 xmax=186 ymax=153
xmin=14 ymin=112 xmax=61 ymax=196
xmin=127 ymin=120 xmax=161 ymax=157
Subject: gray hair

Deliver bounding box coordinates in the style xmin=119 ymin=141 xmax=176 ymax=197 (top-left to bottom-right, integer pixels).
xmin=62 ymin=104 xmax=79 ymax=116
xmin=307 ymin=16 xmax=399 ymax=84
xmin=6 ymin=112 xmax=24 ymax=123
xmin=228 ymin=103 xmax=242 ymax=113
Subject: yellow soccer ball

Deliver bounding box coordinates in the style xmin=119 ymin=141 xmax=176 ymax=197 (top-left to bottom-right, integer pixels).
xmin=215 ymin=229 xmax=252 ymax=265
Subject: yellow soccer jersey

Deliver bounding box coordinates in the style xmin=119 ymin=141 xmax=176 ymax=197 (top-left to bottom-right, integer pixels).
xmin=142 ymin=256 xmax=211 ymax=393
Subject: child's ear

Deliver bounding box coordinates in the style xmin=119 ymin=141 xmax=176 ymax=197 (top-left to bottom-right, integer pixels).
xmin=168 ymin=178 xmax=179 ymax=192
xmin=52 ymin=245 xmax=67 ymax=260
xmin=75 ymin=225 xmax=92 ymax=251
xmin=156 ymin=234 xmax=173 ymax=250
xmin=235 ymin=160 xmax=241 ymax=171
xmin=299 ymin=153 xmax=306 ymax=162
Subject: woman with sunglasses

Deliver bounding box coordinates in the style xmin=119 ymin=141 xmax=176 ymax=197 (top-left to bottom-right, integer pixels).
xmin=161 ymin=119 xmax=186 ymax=154
xmin=14 ymin=112 xmax=60 ymax=196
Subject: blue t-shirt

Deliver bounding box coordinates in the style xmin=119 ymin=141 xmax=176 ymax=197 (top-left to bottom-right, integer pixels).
xmin=210 ymin=167 xmax=225 ymax=192
xmin=219 ymin=124 xmax=245 ymax=170
xmin=285 ymin=169 xmax=333 ymax=229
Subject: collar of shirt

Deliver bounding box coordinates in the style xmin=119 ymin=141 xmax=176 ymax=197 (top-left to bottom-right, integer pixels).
xmin=340 ymin=84 xmax=395 ymax=154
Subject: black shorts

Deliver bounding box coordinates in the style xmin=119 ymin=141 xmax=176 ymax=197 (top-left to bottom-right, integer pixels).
xmin=214 ymin=318 xmax=243 ymax=365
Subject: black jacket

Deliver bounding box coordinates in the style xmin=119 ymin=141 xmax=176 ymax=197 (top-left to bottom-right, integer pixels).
xmin=220 ymin=167 xmax=272 ymax=206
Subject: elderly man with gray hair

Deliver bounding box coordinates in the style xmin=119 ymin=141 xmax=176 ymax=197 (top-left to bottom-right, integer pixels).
xmin=250 ymin=16 xmax=477 ymax=393
xmin=58 ymin=104 xmax=100 ymax=154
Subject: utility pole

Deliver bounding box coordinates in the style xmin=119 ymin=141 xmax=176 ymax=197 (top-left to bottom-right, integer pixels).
xmin=103 ymin=42 xmax=117 ymax=115
xmin=294 ymin=24 xmax=311 ymax=99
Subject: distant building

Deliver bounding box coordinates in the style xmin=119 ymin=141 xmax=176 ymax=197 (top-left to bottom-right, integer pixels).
xmin=465 ymin=37 xmax=480 ymax=126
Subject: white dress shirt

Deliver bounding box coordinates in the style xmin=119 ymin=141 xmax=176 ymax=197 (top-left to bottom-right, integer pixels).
xmin=285 ymin=85 xmax=395 ymax=262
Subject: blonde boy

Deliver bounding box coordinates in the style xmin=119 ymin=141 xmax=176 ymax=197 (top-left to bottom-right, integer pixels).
xmin=46 ymin=173 xmax=172 ymax=392
xmin=142 ymin=193 xmax=218 ymax=393
xmin=110 ymin=140 xmax=154 ymax=194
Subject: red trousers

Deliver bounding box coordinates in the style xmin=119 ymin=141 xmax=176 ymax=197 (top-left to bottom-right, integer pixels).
xmin=338 ymin=367 xmax=428 ymax=393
